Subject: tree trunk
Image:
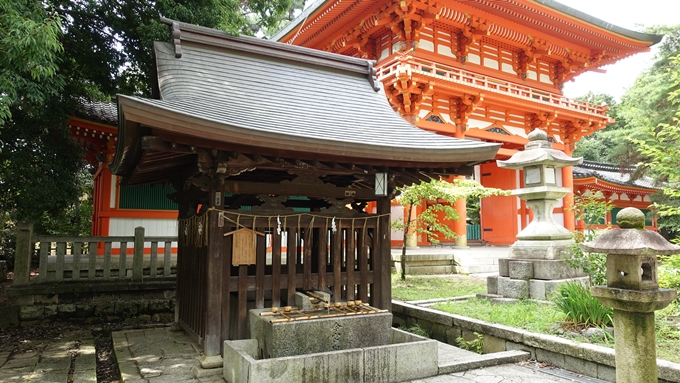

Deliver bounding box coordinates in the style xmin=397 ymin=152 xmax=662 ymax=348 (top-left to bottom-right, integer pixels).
xmin=401 ymin=206 xmax=413 ymax=281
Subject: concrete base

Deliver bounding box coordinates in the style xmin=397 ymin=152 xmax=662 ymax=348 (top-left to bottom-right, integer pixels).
xmin=199 ymin=354 xmax=223 ymax=369
xmin=224 ymin=328 xmax=438 ymax=383
xmin=249 ymin=309 xmax=392 ymax=359
xmin=509 ymin=239 xmax=574 ymax=260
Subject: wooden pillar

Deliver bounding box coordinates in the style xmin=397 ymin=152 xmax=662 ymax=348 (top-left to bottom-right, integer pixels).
xmin=13 ymin=222 xmax=33 ymax=286
xmin=376 ymin=197 xmax=392 ymax=310
xmin=204 ymin=191 xmax=224 ymax=357
xmin=453 ymin=176 xmax=467 ymax=246
xmin=561 ymin=145 xmax=575 ymax=231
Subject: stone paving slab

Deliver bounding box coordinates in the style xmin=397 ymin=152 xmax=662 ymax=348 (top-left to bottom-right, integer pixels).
xmin=114 ymin=327 xmax=222 ymax=383
xmin=0 ymin=332 xmax=96 ymax=383
xmin=407 ymin=363 xmax=608 ymax=382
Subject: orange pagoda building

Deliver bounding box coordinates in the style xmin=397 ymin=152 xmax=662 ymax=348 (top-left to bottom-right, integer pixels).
xmin=274 ymin=0 xmax=661 ymax=246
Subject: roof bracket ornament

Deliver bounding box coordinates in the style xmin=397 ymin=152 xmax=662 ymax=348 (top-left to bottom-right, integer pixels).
xmin=172 ymin=21 xmax=182 ymax=58
xmin=367 ymin=62 xmax=380 ymax=92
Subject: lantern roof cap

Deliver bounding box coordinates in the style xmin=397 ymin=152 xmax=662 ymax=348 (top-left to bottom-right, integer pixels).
xmin=497 ymin=129 xmax=583 ymax=170
xmin=582 ymin=208 xmax=680 ymax=256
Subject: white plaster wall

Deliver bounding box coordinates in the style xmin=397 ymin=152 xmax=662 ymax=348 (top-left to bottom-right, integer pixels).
xmin=110 ymin=174 xmax=117 ymax=208
xmin=109 ymin=218 xmax=178 ymax=248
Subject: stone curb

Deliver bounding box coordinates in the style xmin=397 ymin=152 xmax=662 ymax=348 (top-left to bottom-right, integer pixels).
xmin=393 ymin=300 xmax=680 ymax=382
xmin=439 ymin=350 xmax=530 ymax=374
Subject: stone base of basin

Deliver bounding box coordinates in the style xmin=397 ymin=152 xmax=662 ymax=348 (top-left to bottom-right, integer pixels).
xmin=249 ymin=309 xmax=393 ymax=358
xmin=223 ymin=328 xmax=439 ymax=383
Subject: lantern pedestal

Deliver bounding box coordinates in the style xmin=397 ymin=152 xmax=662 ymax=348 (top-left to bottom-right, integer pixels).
xmin=591 ymin=286 xmax=677 ymax=383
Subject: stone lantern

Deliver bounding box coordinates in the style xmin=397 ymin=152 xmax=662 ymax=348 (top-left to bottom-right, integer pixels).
xmin=584 ymin=207 xmax=680 ymax=383
xmin=488 ymin=129 xmax=587 ymax=300
xmin=497 ymin=128 xmax=583 ymax=249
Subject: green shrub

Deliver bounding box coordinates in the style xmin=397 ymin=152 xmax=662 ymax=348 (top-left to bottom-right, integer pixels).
xmin=553 ymin=282 xmax=612 ymax=328
xmin=402 ymin=324 xmax=429 ymax=338
xmin=565 ymin=191 xmax=611 ymax=286
xmin=659 ymin=254 xmax=680 ymax=290
xmin=456 ymin=332 xmax=483 ymax=354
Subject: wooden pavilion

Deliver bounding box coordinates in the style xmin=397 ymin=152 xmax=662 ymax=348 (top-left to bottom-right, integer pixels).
xmin=110 ymin=19 xmax=499 ymax=356
xmin=274 ymin=0 xmax=662 ymax=246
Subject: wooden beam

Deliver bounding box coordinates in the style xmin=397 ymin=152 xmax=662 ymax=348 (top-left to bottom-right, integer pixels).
xmin=141 ymin=136 xmax=193 ymax=153
xmin=222 ymin=180 xmax=375 ymax=199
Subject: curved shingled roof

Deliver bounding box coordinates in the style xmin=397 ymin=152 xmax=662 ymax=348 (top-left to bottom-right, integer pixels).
xmin=112 ymin=20 xmax=499 ymax=182
xmin=75 ymin=100 xmax=117 ymax=126
xmin=573 ymin=160 xmax=658 ymax=191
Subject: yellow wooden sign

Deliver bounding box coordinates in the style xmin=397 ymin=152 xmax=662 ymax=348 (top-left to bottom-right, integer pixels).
xmin=224 ymin=228 xmax=264 ymax=266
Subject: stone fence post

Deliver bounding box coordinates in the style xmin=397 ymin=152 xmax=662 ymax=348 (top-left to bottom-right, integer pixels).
xmin=133 ymin=226 xmax=145 ymax=282
xmin=13 ymin=222 xmax=34 ymax=286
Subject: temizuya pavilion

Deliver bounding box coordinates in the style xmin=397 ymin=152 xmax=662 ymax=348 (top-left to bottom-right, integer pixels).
xmin=110 ymin=19 xmax=500 ymax=357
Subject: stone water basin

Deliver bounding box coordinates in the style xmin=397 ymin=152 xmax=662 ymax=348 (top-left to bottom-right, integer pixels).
xmin=223 ymin=309 xmax=438 ymax=383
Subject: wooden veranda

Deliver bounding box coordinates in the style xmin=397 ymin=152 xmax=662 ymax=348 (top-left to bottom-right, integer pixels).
xmin=110 ymin=19 xmax=500 ymax=356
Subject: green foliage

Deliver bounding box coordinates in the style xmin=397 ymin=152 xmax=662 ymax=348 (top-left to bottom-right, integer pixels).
xmin=392 ymin=178 xmax=510 ymax=280
xmin=0 ymin=110 xmax=85 ymax=222
xmin=571 ymin=26 xmax=680 ymax=179
xmin=573 ymin=92 xmax=631 ymax=163
xmin=402 ymin=324 xmax=429 ymax=338
xmin=456 ymin=332 xmax=483 ymax=354
xmin=633 ymin=56 xmax=680 ymax=239
xmin=552 ymin=282 xmax=613 ymax=328
xmin=49 ymin=0 xmax=302 ymax=97
xmin=566 ymin=191 xmax=611 ymax=286
xmin=0 ymin=0 xmax=64 ymax=124
xmin=659 ymin=254 xmax=680 ymax=292
xmin=465 ymin=195 xmax=481 ymax=224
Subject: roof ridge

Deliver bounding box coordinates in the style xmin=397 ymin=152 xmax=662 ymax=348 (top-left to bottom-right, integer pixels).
xmin=159 ymin=17 xmax=378 ymax=87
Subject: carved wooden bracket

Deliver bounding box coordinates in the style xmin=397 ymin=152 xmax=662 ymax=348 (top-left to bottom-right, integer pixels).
xmin=458 ymin=14 xmax=491 ymax=61
xmin=251 ymin=195 xmax=293 ymax=213
xmin=524 ymin=111 xmax=558 ymax=133
xmin=449 ymin=94 xmax=482 ymax=127
xmin=515 ymin=37 xmax=549 ymax=79
xmin=322 ymin=198 xmax=359 ymax=215
xmin=386 ymin=79 xmax=435 ymax=118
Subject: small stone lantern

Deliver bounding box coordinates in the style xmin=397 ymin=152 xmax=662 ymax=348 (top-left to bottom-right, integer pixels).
xmin=584 ymin=208 xmax=680 ymax=383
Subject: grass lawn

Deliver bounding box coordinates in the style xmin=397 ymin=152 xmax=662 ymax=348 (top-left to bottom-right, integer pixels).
xmin=391 ymin=273 xmax=487 ymax=301
xmin=392 ymin=274 xmax=680 ymax=364
xmin=434 ymin=298 xmax=566 ymax=334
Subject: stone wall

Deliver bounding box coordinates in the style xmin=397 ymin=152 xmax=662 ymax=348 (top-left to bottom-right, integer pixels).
xmin=392 ymin=301 xmax=680 ymax=383
xmin=0 ymin=280 xmax=176 ymax=328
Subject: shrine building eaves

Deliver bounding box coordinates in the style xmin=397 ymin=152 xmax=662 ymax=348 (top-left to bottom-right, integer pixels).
xmin=111 ymin=19 xmax=500 ymax=184
xmin=274 ymin=0 xmax=662 ymax=65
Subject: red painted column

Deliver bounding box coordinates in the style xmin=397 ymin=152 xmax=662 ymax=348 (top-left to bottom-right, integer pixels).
xmin=562 ymin=145 xmax=575 ymax=231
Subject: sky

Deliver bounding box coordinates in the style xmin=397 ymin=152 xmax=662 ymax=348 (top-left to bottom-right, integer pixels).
xmin=558 ymin=0 xmax=678 ymax=100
